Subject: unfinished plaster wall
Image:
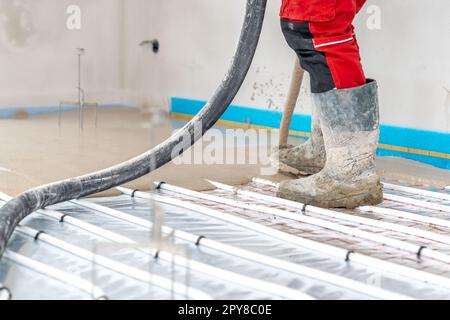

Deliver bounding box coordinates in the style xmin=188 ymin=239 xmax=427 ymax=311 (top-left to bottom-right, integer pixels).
xmin=123 ymin=0 xmax=296 ymax=115
xmin=0 ymin=0 xmax=126 ymax=108
xmin=354 ymin=1 xmax=450 ymax=133
xmin=121 ymin=0 xmax=162 ymax=109
xmin=1 ymin=0 xmax=449 ymax=134
xmin=129 ymin=0 xmax=450 ymax=134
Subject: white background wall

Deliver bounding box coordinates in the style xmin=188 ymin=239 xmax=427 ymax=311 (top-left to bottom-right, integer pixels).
xmin=1 ymin=0 xmax=449 ymax=133
xmin=125 ymin=0 xmax=450 ymax=133
xmin=0 ymin=0 xmax=126 ymax=107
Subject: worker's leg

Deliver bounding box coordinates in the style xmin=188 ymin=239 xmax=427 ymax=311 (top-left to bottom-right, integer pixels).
xmin=276 ymin=0 xmax=383 ymax=208
xmin=271 ymin=98 xmax=326 ymax=176
xmin=277 ymin=80 xmax=383 ymax=208
xmin=273 ymin=1 xmax=367 ymax=177
xmin=280 ymin=0 xmax=366 ymax=93
xmin=356 ymin=0 xmax=367 ymax=13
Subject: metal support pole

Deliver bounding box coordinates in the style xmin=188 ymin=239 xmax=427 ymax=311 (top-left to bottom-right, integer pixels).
xmin=59 ymin=48 xmax=98 ymax=129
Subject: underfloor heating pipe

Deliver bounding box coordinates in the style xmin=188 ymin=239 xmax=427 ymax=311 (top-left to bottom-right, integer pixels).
xmin=15 ymin=225 xmax=214 ymax=300
xmin=117 ymin=187 xmax=450 ymax=291
xmin=73 ymin=196 xmax=408 ymax=300
xmin=3 ymin=250 xmax=107 ymax=300
xmin=0 ymin=0 xmax=268 ymax=257
xmin=0 ymin=195 xmax=312 ymax=300
xmin=153 ymin=181 xmax=450 ymax=265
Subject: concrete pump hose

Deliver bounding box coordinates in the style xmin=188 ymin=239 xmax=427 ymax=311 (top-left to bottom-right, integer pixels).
xmin=0 ymin=0 xmax=268 ymax=256
xmin=279 ymin=58 xmax=304 ymax=147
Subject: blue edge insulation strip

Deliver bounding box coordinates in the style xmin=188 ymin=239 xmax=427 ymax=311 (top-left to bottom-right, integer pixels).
xmin=1 ymin=100 xmax=448 ymax=170
xmin=171 ymin=97 xmax=450 ymax=170
xmin=0 ymin=104 xmax=128 ymax=118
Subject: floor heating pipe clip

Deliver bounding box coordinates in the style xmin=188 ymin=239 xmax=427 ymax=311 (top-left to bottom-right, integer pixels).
xmin=196 ymin=236 xmax=206 ymax=246
xmin=131 ymin=189 xmax=140 ymax=198
xmin=34 ymin=231 xmax=46 ymax=241
xmin=155 ymin=181 xmax=167 ymax=190
xmin=417 ymin=246 xmax=427 ymax=260
xmin=0 ymin=286 xmax=12 ymax=300
xmin=345 ymin=250 xmax=355 ymax=262
xmin=301 ymin=204 xmax=308 ymax=214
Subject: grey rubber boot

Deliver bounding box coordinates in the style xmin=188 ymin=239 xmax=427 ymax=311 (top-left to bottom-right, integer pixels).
xmin=271 ymin=102 xmax=326 ymax=176
xmin=277 ymin=80 xmax=383 ymax=209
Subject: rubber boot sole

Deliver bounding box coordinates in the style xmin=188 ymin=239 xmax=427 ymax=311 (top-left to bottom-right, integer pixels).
xmin=277 ymin=161 xmax=323 ymax=177
xmin=277 ymin=183 xmax=384 ymax=209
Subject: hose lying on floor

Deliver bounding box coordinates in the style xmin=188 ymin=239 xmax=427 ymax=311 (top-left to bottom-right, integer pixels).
xmin=0 ymin=0 xmax=267 ymax=256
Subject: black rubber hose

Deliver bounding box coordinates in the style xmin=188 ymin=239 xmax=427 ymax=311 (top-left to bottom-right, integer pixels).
xmin=0 ymin=0 xmax=267 ymax=256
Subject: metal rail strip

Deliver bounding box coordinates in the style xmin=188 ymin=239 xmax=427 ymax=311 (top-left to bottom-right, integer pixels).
xmin=117 ymin=187 xmax=450 ymax=291
xmin=383 ymin=194 xmax=450 ymax=213
xmin=73 ymin=197 xmax=407 ymax=300
xmin=3 ymin=250 xmax=106 ymax=300
xmin=151 ymin=182 xmax=450 ymax=264
xmin=252 ymin=178 xmax=279 ymax=188
xmin=357 ymin=206 xmax=450 ymax=229
xmin=206 ymin=181 xmax=450 ymax=245
xmin=0 ymin=192 xmax=132 ymax=243
xmin=0 ymin=195 xmax=312 ymax=300
xmin=383 ymin=183 xmax=450 ymax=202
xmin=15 ymin=225 xmax=212 ymax=300
xmin=252 ymin=178 xmax=450 ymax=213
xmin=252 ymin=178 xmax=450 ymax=229
xmin=16 ymin=226 xmax=309 ymax=300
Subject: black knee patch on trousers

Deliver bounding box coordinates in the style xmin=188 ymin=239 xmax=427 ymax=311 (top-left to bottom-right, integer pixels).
xmin=281 ymin=19 xmax=336 ymax=93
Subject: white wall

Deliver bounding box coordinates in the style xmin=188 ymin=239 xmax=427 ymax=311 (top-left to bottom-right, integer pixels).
xmin=126 ymin=0 xmax=450 ymax=133
xmin=0 ymin=0 xmax=126 ymax=107
xmin=355 ymin=1 xmax=450 ymax=132
xmin=123 ymin=0 xmax=297 ymax=113
xmin=1 ymin=0 xmax=449 ymax=133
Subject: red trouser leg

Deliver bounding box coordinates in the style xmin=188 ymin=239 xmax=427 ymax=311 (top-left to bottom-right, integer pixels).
xmin=281 ymin=0 xmax=367 ymax=93
xmin=309 ymin=0 xmax=366 ymax=90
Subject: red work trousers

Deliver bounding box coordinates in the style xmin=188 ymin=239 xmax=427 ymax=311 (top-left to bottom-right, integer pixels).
xmin=280 ymin=0 xmax=367 ymax=93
